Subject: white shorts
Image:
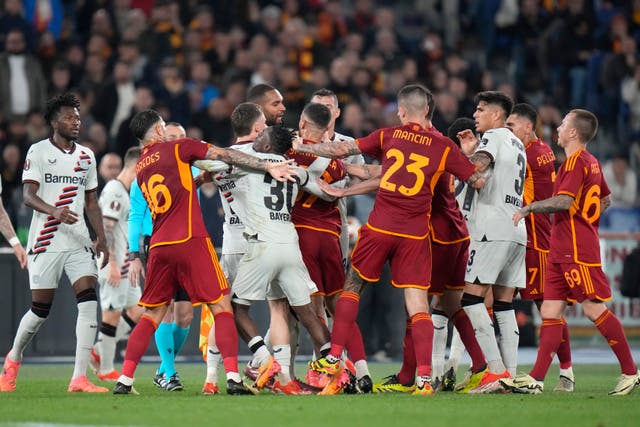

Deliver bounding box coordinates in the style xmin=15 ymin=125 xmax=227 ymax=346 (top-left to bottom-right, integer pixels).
xmin=221 ymin=253 xmax=244 ymax=285
xmin=98 ymin=275 xmax=141 ymax=311
xmin=232 ymin=241 xmax=317 ymax=306
xmin=28 ymin=247 xmax=99 ymax=290
xmin=464 ymin=240 xmax=526 ymax=288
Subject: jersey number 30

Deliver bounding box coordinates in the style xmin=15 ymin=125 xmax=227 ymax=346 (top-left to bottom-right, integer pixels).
xmin=264 ymin=174 xmax=294 ymax=211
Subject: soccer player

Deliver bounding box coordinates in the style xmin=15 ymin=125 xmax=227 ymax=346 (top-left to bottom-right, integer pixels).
xmin=502 ymin=109 xmax=640 ymax=396
xmin=0 ymin=179 xmax=27 ymax=269
xmin=296 ymin=84 xmax=484 ymax=395
xmin=197 ymin=125 xmax=334 ymax=394
xmin=112 ymin=110 xmax=297 ymax=395
xmin=289 ymin=102 xmax=372 ymax=393
xmin=1 ymin=93 xmax=109 ymax=393
xmin=505 ymin=103 xmax=575 ymax=392
xmin=456 ymin=91 xmax=526 ymax=393
xmin=94 ymin=147 xmax=144 ymax=381
xmin=247 ymin=84 xmax=286 ymax=126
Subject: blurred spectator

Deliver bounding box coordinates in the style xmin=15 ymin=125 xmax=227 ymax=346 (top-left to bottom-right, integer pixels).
xmin=97 ymin=152 xmax=122 ymax=195
xmin=0 ymin=0 xmax=37 ymax=52
xmin=25 ymin=110 xmax=48 ymax=144
xmin=93 ymin=61 xmax=136 ymax=139
xmin=186 ymin=60 xmax=220 ymax=112
xmin=603 ymin=153 xmax=638 ymax=208
xmin=1 ymin=143 xmax=23 ymax=218
xmin=48 ymin=60 xmax=73 ymax=98
xmin=191 ymin=97 xmax=232 ymax=147
xmin=0 ymin=29 xmax=47 ymax=118
xmin=154 ymin=59 xmax=190 ymax=125
xmin=115 ymin=85 xmax=155 ymax=158
xmin=621 ymin=63 xmax=640 ymax=140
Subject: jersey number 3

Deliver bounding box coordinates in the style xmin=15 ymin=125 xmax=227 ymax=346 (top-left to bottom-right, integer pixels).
xmin=380 ymin=148 xmax=430 ymax=196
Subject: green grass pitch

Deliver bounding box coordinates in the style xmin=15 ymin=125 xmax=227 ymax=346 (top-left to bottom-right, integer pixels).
xmin=0 ymin=363 xmax=639 ymax=427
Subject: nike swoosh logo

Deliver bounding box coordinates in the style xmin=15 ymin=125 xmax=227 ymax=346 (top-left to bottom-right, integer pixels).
xmin=273 ymin=348 xmax=283 ymax=353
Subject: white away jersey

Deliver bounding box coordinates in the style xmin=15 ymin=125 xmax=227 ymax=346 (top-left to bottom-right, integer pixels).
xmin=216 ymin=144 xmax=299 ymax=244
xmin=23 ymin=138 xmax=98 ymax=253
xmin=455 ymin=179 xmax=477 ymax=236
xmin=98 ymin=179 xmax=130 ymax=276
xmin=468 ymin=128 xmax=527 ymax=243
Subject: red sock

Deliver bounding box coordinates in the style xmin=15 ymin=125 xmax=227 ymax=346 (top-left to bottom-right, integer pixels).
xmin=530 ymin=318 xmax=563 ymax=380
xmin=122 ymin=315 xmax=158 ymax=378
xmin=594 ymin=309 xmax=637 ymax=375
xmin=452 ymin=309 xmax=486 ymax=372
xmin=397 ymin=319 xmax=416 ymax=385
xmin=410 ymin=312 xmax=433 ymax=377
xmin=345 ymin=323 xmax=366 ymax=363
xmin=557 ymin=317 xmax=572 ymax=369
xmin=329 ymin=291 xmax=360 ymax=358
xmin=214 ymin=311 xmax=239 ymax=374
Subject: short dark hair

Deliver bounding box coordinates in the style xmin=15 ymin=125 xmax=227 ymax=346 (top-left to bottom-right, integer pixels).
xmin=447 ymin=117 xmax=476 ymax=147
xmin=124 ymin=147 xmax=141 ymax=166
xmin=302 ymin=103 xmax=332 ymax=130
xmin=569 ymin=109 xmax=598 ymax=143
xmin=247 ymin=84 xmax=277 ymax=103
xmin=511 ymin=103 xmax=538 ymax=126
xmin=44 ymin=92 xmax=80 ymax=126
xmin=475 ymin=91 xmax=514 ymax=119
xmin=165 ymin=121 xmax=182 ymax=128
xmin=231 ymin=102 xmax=263 ymax=137
xmin=311 ymin=88 xmax=338 ymax=105
xmin=130 ymin=109 xmax=162 ymax=141
xmin=265 ymin=126 xmax=294 ymax=154
xmin=397 ymin=84 xmax=433 ymax=118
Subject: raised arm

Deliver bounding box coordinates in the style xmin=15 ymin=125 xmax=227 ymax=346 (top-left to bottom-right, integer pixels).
xmin=205 ymin=145 xmax=297 ymax=182
xmin=513 ymin=194 xmax=574 ymax=226
xmin=85 ymin=190 xmax=108 ymax=269
xmin=292 ymin=136 xmax=362 ymax=159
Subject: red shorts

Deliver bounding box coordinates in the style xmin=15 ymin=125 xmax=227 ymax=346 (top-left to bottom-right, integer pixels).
xmin=429 ymin=239 xmax=469 ymax=295
xmin=520 ymin=248 xmax=548 ymax=301
xmin=140 ymin=237 xmax=229 ymax=307
xmin=544 ymin=261 xmax=612 ymax=303
xmin=296 ymin=227 xmax=345 ymax=296
xmin=350 ymin=223 xmax=431 ymax=289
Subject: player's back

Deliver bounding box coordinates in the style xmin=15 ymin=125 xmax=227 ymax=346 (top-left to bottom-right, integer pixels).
xmin=524 ymin=139 xmax=555 ymax=250
xmin=215 ymin=143 xmax=248 ymax=255
xmin=356 ymin=123 xmax=474 ymax=239
xmin=135 ymin=138 xmax=209 ymax=249
xmin=470 ymin=127 xmax=527 ymax=244
xmin=221 ymin=144 xmax=299 ymax=244
xmin=98 ymin=179 xmax=130 ymax=267
xmin=431 ymin=172 xmax=468 ymax=243
xmin=550 ymin=149 xmax=610 ymax=265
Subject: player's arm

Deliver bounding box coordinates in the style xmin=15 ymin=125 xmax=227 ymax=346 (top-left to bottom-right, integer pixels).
xmin=513 ymin=194 xmax=574 ymax=226
xmin=0 ymin=197 xmax=26 ymax=268
xmin=316 ymin=176 xmax=380 ymax=198
xmin=85 ymin=190 xmax=108 ymax=269
xmin=103 ymin=216 xmax=121 ymax=287
xmin=292 ymin=136 xmax=362 ymax=159
xmin=205 ymin=146 xmax=297 ymax=182
xmin=127 ymin=182 xmax=146 ymax=287
xmin=465 ymin=151 xmax=493 ymax=189
xmin=600 ymin=194 xmax=611 ymax=212
xmin=23 ymin=182 xmax=79 ymax=224
xmin=344 ymin=163 xmax=382 ymax=180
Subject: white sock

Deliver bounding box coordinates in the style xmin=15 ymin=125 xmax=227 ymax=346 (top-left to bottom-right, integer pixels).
xmin=98 ymin=331 xmax=117 ymax=373
xmin=495 ymin=309 xmax=519 ymax=376
xmin=559 ymin=367 xmax=574 ymax=381
xmin=248 ymin=336 xmax=271 ymax=367
xmin=226 ymin=371 xmax=241 ymax=382
xmin=117 ymin=374 xmax=133 ymax=386
xmin=431 ymin=313 xmax=449 ymax=380
xmin=206 ymin=344 xmax=221 ymax=383
xmin=72 ymin=300 xmax=98 ymax=379
xmin=289 ymin=318 xmax=300 ymax=380
xmin=463 ymin=303 xmax=506 ymax=373
xmin=447 ymin=327 xmax=465 ymax=371
xmin=115 ymin=316 xmax=133 ymax=342
xmin=354 ymin=360 xmax=370 ymax=379
xmin=8 ymin=310 xmax=47 ymax=361
xmin=263 ymin=328 xmax=273 ymax=352
xmin=273 ymin=344 xmax=291 ymax=384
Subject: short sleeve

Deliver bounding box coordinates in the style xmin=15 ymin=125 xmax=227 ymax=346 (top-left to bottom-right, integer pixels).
xmin=475 ymin=129 xmax=500 ymax=162
xmin=599 ymin=162 xmax=611 ymax=198
xmin=85 ymin=150 xmax=99 ymax=191
xmin=355 ymin=129 xmax=384 ymax=159
xmin=179 ymin=138 xmax=209 ymax=163
xmin=445 ymin=140 xmax=475 ymax=182
xmin=22 ymin=146 xmax=43 ymax=184
xmin=100 ymin=185 xmax=124 ymax=221
xmin=555 ymin=162 xmax=584 ymax=198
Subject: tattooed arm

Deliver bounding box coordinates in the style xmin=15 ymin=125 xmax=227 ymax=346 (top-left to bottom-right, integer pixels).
xmin=513 ymin=194 xmax=574 ymax=226
xmin=292 ymin=137 xmax=362 ymax=159
xmin=601 ymin=194 xmax=611 ymax=212
xmin=344 ymin=163 xmax=382 ymax=180
xmin=0 ymin=198 xmax=26 ymax=268
xmin=205 ymin=146 xmax=297 ymax=182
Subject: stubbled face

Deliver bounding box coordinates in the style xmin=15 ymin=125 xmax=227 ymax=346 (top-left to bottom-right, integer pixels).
xmin=505 ymin=114 xmax=532 ymax=143
xmin=310 ymin=95 xmax=339 ymax=128
xmin=473 ymin=101 xmax=498 ymax=133
xmin=260 ymin=90 xmax=285 ymax=125
xmin=53 ymin=106 xmax=81 ymax=140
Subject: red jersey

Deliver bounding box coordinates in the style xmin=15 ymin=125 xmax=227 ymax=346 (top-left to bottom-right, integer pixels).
xmin=523 ymin=139 xmax=555 ymax=251
xmin=288 ymin=140 xmax=346 ymax=236
xmin=356 ymin=122 xmax=475 ymax=239
xmin=136 ymin=138 xmax=209 ymax=249
xmin=430 ymin=172 xmax=469 ymax=244
xmin=549 ymin=149 xmax=611 ymax=265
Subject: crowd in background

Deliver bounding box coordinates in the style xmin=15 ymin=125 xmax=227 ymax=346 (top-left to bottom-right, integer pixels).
xmin=0 ymin=0 xmax=639 ymax=357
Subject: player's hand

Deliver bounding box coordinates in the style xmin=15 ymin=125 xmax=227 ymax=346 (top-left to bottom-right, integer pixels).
xmin=457 ymin=129 xmax=479 ymax=155
xmin=513 ymin=209 xmax=528 ymax=226
xmin=12 ymin=243 xmax=27 ymax=269
xmin=53 ymin=207 xmax=78 ymax=224
xmin=316 ymin=178 xmax=346 ymax=198
xmin=291 ymin=134 xmax=303 ymax=151
xmin=129 ymin=258 xmax=145 ymax=288
xmin=95 ymin=239 xmax=109 ymax=269
xmin=107 ymin=262 xmax=121 ymax=287
xmin=194 ymin=171 xmax=212 ymax=188
xmin=267 ymin=159 xmax=299 ymax=182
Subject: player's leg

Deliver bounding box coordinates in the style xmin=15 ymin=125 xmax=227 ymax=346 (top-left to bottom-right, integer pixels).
xmin=404 ymin=287 xmax=434 ymax=395
xmin=154 ymin=300 xmax=175 ymax=388
xmin=97 ymin=309 xmax=122 ymax=380
xmin=492 ymin=285 xmax=518 ymax=377
xmin=267 ymin=299 xmax=292 ymax=387
xmin=163 ymin=293 xmax=192 ymax=391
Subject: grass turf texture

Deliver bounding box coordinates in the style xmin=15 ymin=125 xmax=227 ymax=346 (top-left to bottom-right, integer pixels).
xmin=1 ymin=363 xmax=638 ymax=427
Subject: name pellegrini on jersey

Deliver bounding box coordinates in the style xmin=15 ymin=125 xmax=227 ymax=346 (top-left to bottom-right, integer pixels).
xmin=44 ymin=173 xmax=87 ymax=186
